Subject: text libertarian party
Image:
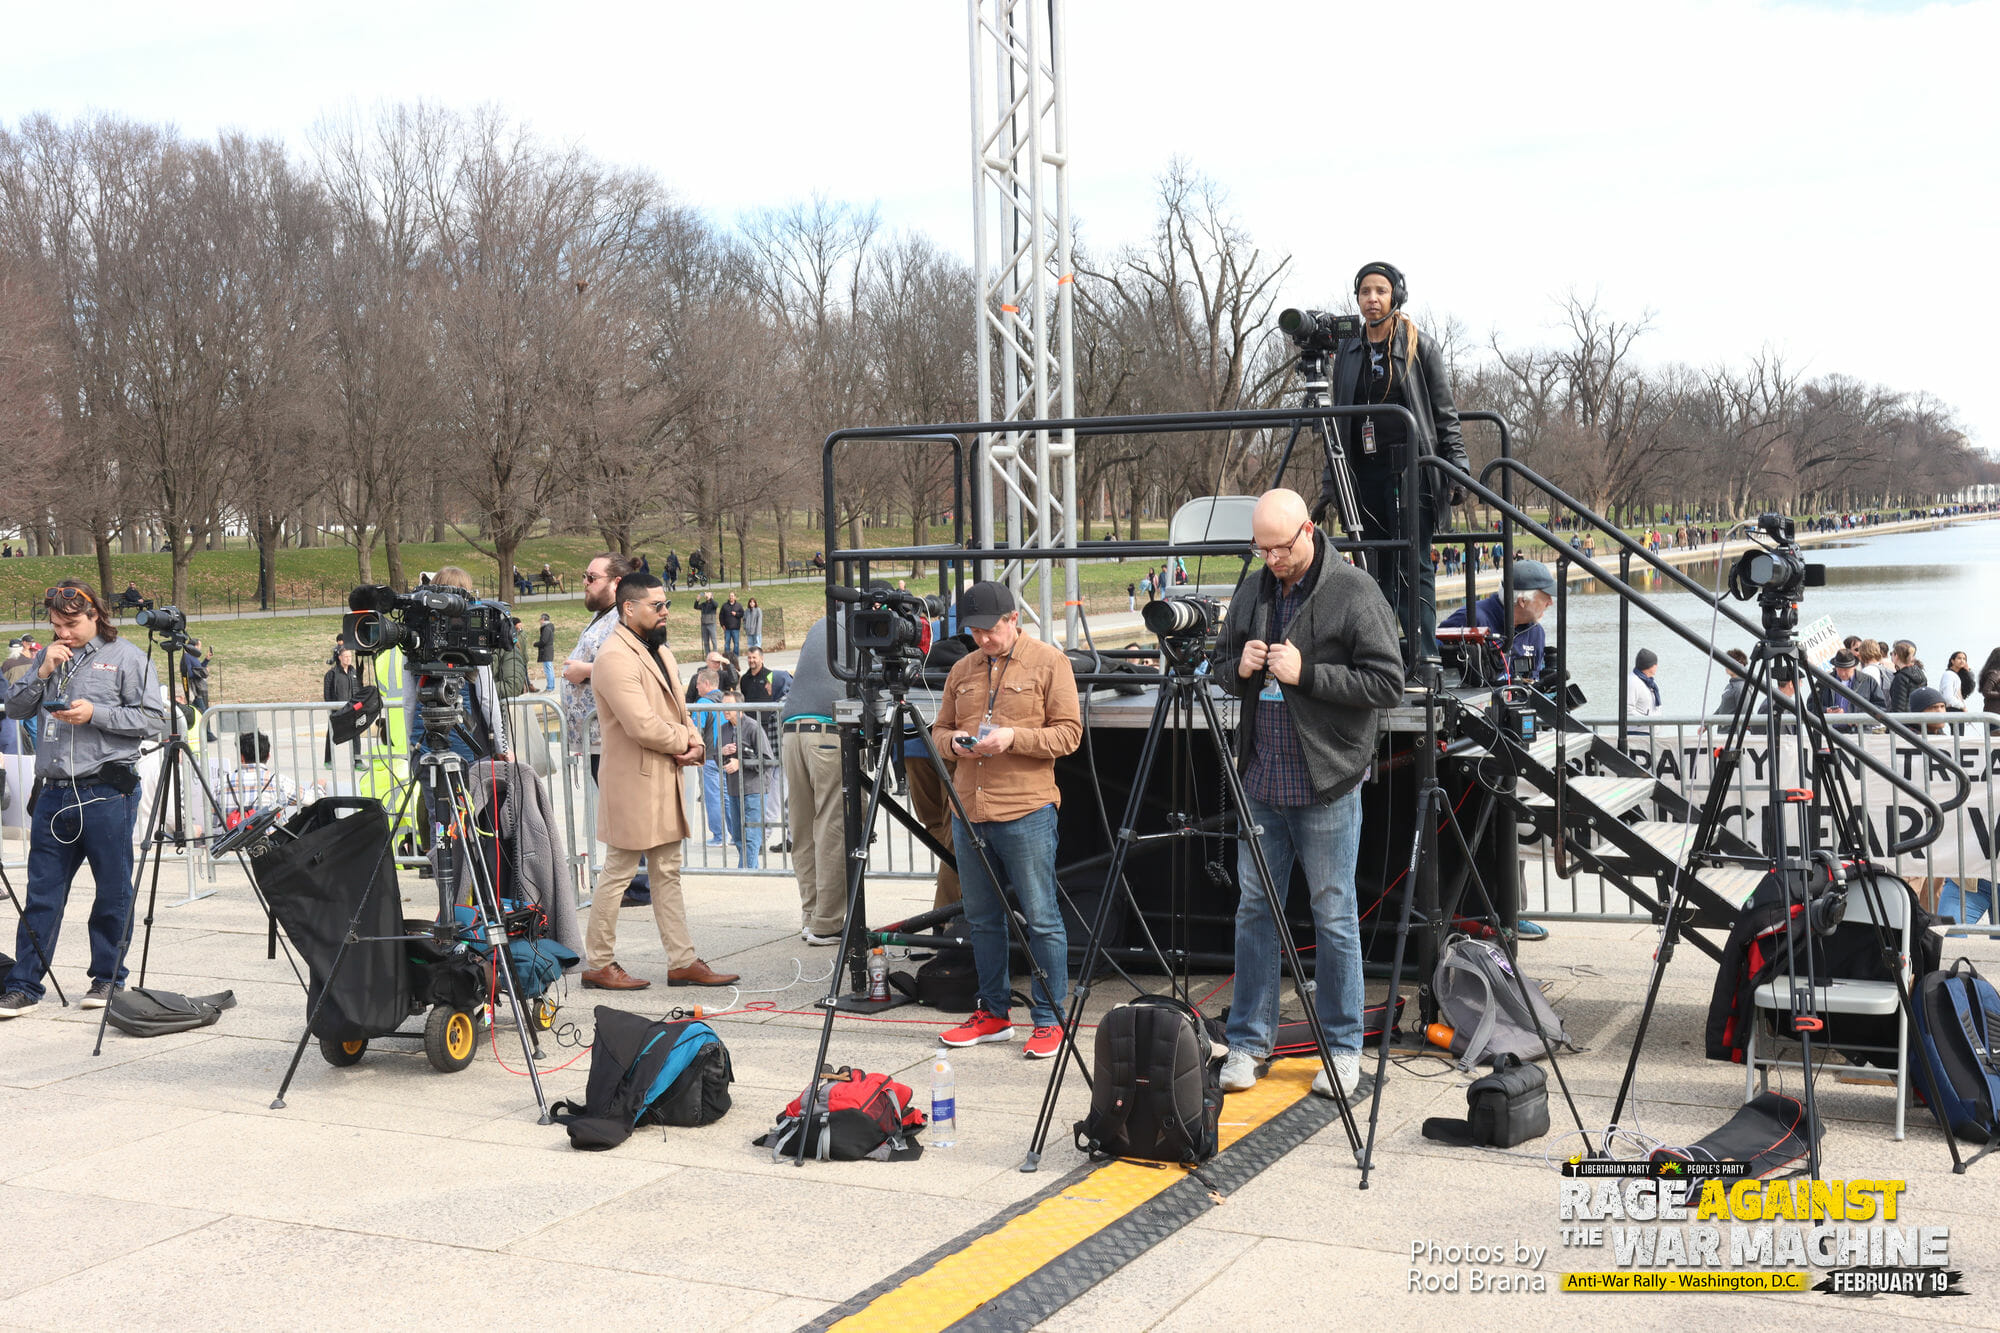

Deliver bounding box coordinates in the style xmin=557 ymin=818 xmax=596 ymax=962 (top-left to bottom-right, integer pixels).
xmin=1559 ymin=1178 xmax=1947 ymax=1269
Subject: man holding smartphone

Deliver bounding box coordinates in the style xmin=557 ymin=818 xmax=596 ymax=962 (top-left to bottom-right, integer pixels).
xmin=932 ymin=582 xmax=1082 ymax=1060
xmin=0 ymin=580 xmax=167 ymax=1017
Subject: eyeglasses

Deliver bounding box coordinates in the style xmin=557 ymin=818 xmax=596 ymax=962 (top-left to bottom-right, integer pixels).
xmin=1250 ymin=522 xmax=1312 ymax=559
xmin=44 ymin=586 xmax=93 ymax=614
xmin=641 ymin=600 xmax=669 ymax=612
xmin=583 ymin=571 xmax=608 ymax=584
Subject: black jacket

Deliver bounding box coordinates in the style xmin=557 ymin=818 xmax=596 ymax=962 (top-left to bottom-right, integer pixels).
xmin=1888 ymin=663 xmax=1927 ymax=712
xmin=536 ymin=622 xmax=555 ymax=662
xmin=1213 ymin=530 xmax=1404 ymax=803
xmin=322 ymin=665 xmax=362 ymax=703
xmin=1321 ymin=321 xmax=1471 ymax=526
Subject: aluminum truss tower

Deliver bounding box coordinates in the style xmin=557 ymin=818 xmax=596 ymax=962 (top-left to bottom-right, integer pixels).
xmin=969 ymin=0 xmax=1076 ymax=644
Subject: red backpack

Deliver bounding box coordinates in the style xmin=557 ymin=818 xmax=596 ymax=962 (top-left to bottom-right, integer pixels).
xmin=756 ymin=1066 xmax=927 ymax=1162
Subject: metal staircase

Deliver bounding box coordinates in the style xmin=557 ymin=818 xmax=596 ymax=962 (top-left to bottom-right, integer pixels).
xmin=1451 ymin=717 xmax=1767 ymax=961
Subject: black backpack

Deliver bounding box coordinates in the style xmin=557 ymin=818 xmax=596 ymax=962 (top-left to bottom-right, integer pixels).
xmin=551 ymin=1007 xmax=733 ymax=1150
xmin=1075 ymin=995 xmax=1225 ymax=1165
xmin=886 ymin=952 xmax=980 ymax=1013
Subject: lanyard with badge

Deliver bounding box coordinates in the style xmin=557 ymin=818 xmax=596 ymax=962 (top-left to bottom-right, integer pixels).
xmin=978 ymin=647 xmax=1017 ymax=742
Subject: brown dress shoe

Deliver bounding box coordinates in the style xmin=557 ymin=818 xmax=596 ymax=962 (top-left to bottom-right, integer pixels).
xmin=581 ymin=962 xmax=650 ymax=990
xmin=667 ymin=959 xmax=740 ymax=987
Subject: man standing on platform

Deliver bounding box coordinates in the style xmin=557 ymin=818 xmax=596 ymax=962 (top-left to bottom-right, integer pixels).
xmin=580 ymin=573 xmax=738 ymax=991
xmin=1213 ymin=490 xmax=1404 ymax=1103
xmin=933 ymin=582 xmax=1082 ymax=1060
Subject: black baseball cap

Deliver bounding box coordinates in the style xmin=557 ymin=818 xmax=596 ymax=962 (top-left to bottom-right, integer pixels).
xmin=959 ymin=581 xmax=1017 ymax=629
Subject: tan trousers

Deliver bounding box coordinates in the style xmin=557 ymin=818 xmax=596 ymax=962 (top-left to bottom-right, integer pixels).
xmin=904 ymin=752 xmax=960 ymax=910
xmin=585 ymin=841 xmax=692 ymax=971
xmin=783 ymin=728 xmax=847 ymax=936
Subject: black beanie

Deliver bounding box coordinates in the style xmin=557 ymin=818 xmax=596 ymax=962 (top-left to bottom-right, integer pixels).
xmin=1635 ymin=649 xmax=1658 ymax=671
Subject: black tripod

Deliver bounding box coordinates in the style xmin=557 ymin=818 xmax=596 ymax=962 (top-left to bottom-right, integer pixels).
xmin=1021 ymin=629 xmax=1368 ymax=1174
xmin=1362 ymin=679 xmax=1595 ymax=1187
xmin=1597 ymin=588 xmax=1951 ymax=1177
xmin=92 ymin=647 xmax=305 ymax=1055
xmin=1277 ymin=346 xmax=1364 ymax=547
xmin=2 ymin=857 xmax=65 ymax=1007
xmin=269 ymin=685 xmax=553 ymax=1120
xmin=792 ymin=655 xmax=1057 ymax=1167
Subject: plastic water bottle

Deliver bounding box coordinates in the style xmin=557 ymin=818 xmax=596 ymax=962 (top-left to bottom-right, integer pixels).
xmin=866 ymin=946 xmax=889 ymax=1002
xmin=930 ymin=1051 xmax=956 ymax=1148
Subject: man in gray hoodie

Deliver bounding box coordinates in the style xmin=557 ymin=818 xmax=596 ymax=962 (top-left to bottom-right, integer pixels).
xmin=1210 ymin=490 xmax=1404 ymax=1104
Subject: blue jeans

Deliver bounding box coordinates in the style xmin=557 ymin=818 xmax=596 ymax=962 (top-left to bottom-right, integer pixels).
xmin=726 ymin=790 xmax=764 ymax=869
xmin=701 ymin=760 xmax=724 ymax=841
xmin=1939 ymin=878 xmax=1996 ymax=927
xmin=1225 ymin=789 xmax=1365 ymax=1059
xmin=724 ymin=628 xmax=741 ymax=654
xmin=541 ymin=661 xmax=555 ymax=691
xmin=953 ymin=804 xmax=1067 ymax=1027
xmin=5 ymin=780 xmax=143 ymax=1001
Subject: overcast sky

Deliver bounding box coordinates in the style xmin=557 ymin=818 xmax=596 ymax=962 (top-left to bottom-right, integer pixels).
xmin=7 ymin=0 xmax=1996 ymax=446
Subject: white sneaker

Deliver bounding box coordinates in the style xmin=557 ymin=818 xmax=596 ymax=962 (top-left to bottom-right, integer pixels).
xmin=801 ymin=928 xmax=841 ymax=947
xmin=1311 ymin=1053 xmax=1376 ymax=1107
xmin=1219 ymin=1048 xmax=1259 ymax=1093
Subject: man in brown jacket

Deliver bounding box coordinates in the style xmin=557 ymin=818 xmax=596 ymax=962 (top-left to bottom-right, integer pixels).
xmin=932 ymin=582 xmax=1082 ymax=1059
xmin=581 ymin=573 xmax=739 ymax=990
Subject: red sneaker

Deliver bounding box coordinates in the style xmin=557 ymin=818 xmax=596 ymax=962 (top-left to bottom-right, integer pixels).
xmin=940 ymin=1006 xmax=1015 ymax=1047
xmin=1022 ymin=1025 xmax=1064 ymax=1059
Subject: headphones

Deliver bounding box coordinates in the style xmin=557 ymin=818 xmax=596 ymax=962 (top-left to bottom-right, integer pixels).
xmin=1353 ymin=261 xmax=1408 ymax=313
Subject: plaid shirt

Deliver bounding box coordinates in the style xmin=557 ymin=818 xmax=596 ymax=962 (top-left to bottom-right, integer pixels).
xmin=1244 ymin=576 xmax=1316 ymax=807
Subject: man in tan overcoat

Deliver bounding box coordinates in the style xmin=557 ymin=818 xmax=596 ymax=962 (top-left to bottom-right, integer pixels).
xmin=581 ymin=572 xmax=740 ymax=990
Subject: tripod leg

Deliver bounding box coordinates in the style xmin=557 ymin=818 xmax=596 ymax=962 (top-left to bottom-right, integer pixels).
xmin=93 ymin=757 xmax=179 ymax=1056
xmin=1439 ymin=794 xmax=1594 ymax=1152
xmin=446 ymin=766 xmax=551 ymax=1123
xmin=1024 ymin=679 xmax=1181 ymax=1170
xmin=1196 ymin=688 xmax=1366 ymax=1159
xmin=795 ymin=727 xmax=904 ymax=1166
xmin=1361 ymin=785 xmax=1434 ymax=1188
xmin=0 ymin=858 xmax=67 ymax=1008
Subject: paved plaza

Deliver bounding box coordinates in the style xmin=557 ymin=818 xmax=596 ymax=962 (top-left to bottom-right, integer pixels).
xmin=5 ymin=856 xmax=2000 ymax=1330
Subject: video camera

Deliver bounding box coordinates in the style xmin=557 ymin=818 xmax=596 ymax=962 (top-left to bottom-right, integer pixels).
xmin=849 ymin=584 xmax=930 ymax=661
xmin=344 ymin=584 xmax=513 ymax=669
xmin=1728 ymin=513 xmax=1826 ymax=634
xmin=1278 ymin=308 xmax=1362 ymax=354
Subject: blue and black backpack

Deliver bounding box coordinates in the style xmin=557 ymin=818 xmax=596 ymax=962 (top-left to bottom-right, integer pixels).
xmin=552 ymin=1007 xmax=733 ymax=1150
xmin=1914 ymin=958 xmax=2000 ymax=1161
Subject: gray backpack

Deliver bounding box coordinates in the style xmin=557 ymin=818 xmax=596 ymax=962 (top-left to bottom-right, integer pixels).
xmin=1433 ymin=934 xmax=1571 ymax=1072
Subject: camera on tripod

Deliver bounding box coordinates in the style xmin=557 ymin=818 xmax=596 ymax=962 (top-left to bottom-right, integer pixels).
xmin=1278 ymin=308 xmax=1362 ymax=354
xmin=135 ymin=602 xmax=191 ymax=650
xmin=1728 ymin=514 xmax=1827 ymax=633
xmin=1142 ymin=595 xmax=1223 ymax=663
xmin=839 ymin=583 xmax=935 ymax=691
xmin=344 ymin=584 xmax=513 ymax=669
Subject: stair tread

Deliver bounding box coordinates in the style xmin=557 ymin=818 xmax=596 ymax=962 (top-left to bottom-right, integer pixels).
xmin=1519 ymin=775 xmax=1658 ymax=818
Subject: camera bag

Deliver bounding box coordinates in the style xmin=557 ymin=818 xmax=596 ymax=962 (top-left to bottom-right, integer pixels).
xmin=1075 ymin=995 xmax=1225 ymax=1166
xmin=887 ymin=951 xmax=980 ymax=1014
xmin=105 ymin=987 xmax=237 ymax=1038
xmin=1421 ymin=1053 xmax=1549 ymax=1149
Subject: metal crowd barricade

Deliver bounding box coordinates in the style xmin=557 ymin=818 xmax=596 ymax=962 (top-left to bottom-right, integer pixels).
xmin=1517 ymin=710 xmax=2000 ymax=935
xmin=198 ymin=694 xmax=581 ymax=892
xmin=673 ymin=700 xmax=941 ymax=881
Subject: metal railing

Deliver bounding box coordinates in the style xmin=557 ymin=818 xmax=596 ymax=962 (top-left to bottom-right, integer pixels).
xmin=1519 ymin=711 xmax=2000 ymax=933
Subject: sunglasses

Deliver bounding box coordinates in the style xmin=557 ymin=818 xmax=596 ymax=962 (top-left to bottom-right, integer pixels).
xmin=44 ymin=586 xmax=95 ymax=614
